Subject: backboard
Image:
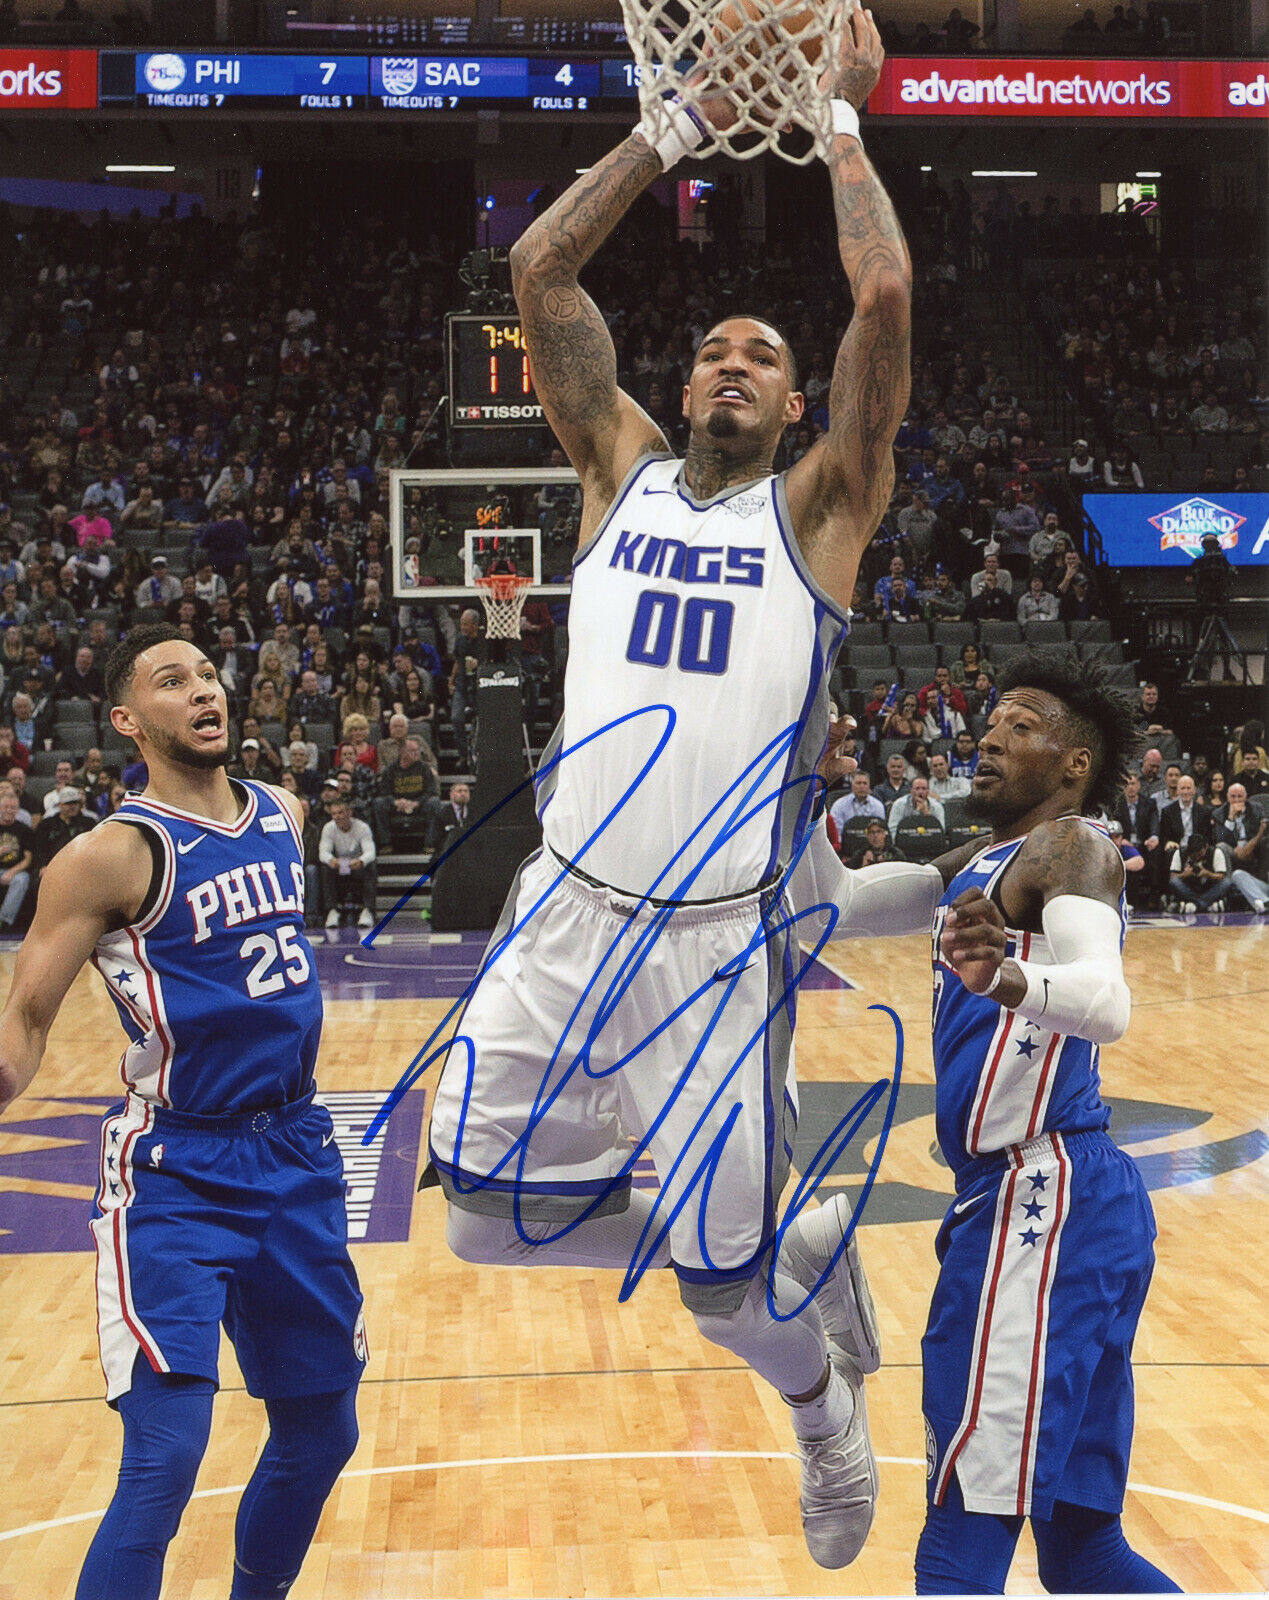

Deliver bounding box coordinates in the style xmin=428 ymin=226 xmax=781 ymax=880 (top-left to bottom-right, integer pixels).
xmin=390 ymin=467 xmax=579 ymax=605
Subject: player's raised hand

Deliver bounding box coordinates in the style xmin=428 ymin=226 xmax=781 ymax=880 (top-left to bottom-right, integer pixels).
xmin=818 ymin=6 xmax=885 ymax=109
xmin=817 ymin=712 xmax=858 ymax=787
xmin=941 ymin=888 xmax=1008 ymax=994
xmin=681 ymin=63 xmax=745 ymax=134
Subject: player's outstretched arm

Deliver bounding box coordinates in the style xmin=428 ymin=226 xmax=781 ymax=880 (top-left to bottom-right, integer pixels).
xmin=0 ymin=824 xmax=150 ymax=1114
xmin=788 ymin=820 xmax=943 ymax=940
xmin=785 ymin=8 xmax=912 ymax=605
xmin=508 ymin=141 xmax=669 ymax=520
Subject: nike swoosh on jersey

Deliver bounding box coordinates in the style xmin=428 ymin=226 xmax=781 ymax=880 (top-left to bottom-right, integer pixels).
xmin=641 ymin=485 xmax=679 ymax=497
xmin=952 ymin=1192 xmax=988 ymax=1215
xmin=176 ymin=834 xmax=207 ymax=854
xmin=321 ymin=1130 xmax=336 ymax=1147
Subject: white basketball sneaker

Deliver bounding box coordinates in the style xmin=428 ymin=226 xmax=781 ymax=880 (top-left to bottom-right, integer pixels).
xmin=779 ymin=1192 xmax=881 ymax=1374
xmin=793 ymin=1358 xmax=878 ymax=1569
xmin=779 ymin=1194 xmax=881 ymax=1568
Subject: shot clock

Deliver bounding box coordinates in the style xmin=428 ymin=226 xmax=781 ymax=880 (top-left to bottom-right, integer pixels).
xmin=446 ymin=313 xmax=546 ymax=429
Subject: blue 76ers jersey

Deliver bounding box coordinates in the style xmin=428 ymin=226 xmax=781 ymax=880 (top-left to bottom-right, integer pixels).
xmin=90 ymin=780 xmax=322 ymax=1115
xmin=931 ymin=820 xmax=1124 ymax=1174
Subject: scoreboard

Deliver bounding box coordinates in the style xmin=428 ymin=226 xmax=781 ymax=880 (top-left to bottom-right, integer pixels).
xmin=120 ymin=52 xmax=367 ymax=108
xmin=100 ymin=50 xmax=639 ymax=112
xmin=371 ymin=55 xmax=602 ymax=111
xmin=48 ymin=51 xmax=1269 ymax=118
xmin=445 ymin=314 xmax=545 ymax=429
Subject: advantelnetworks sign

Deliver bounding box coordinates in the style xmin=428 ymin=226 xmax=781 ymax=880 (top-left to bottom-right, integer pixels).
xmin=1086 ymin=493 xmax=1269 ymax=567
xmin=869 ymin=58 xmax=1269 ymax=119
xmin=0 ymin=49 xmax=97 ymax=109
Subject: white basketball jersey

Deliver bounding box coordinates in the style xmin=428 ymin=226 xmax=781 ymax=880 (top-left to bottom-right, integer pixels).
xmin=536 ymin=454 xmax=849 ymax=901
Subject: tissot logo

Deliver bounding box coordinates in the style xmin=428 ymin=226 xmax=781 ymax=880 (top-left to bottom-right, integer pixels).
xmin=1147 ymin=496 xmax=1245 ymax=558
xmin=465 ymin=403 xmax=543 ymax=421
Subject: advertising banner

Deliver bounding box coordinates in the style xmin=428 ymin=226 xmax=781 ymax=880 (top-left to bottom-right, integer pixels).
xmin=869 ymin=58 xmax=1269 ymax=120
xmin=1085 ymin=494 xmax=1269 ymax=567
xmin=0 ymin=49 xmax=96 ymax=109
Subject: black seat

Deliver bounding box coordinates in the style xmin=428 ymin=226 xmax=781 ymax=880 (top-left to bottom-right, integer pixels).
xmin=949 ymin=823 xmax=993 ymax=851
xmin=1022 ymin=620 xmax=1068 ymax=645
xmin=894 ymin=822 xmax=948 ymax=863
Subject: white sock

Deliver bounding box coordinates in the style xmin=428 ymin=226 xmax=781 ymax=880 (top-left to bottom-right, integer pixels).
xmin=787 ymin=1365 xmax=854 ymax=1441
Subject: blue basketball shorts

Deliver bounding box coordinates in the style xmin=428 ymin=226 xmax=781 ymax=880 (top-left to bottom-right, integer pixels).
xmin=90 ymin=1090 xmax=367 ymax=1402
xmin=923 ymin=1129 xmax=1155 ymax=1520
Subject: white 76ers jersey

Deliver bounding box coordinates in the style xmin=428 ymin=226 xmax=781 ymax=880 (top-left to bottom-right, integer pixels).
xmin=536 ymin=454 xmax=848 ymax=900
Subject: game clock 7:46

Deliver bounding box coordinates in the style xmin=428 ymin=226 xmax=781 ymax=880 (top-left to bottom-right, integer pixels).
xmin=445 ymin=313 xmax=546 ymax=429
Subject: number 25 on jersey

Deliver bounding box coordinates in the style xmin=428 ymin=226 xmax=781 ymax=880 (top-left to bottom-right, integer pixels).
xmin=240 ymin=925 xmax=311 ymax=998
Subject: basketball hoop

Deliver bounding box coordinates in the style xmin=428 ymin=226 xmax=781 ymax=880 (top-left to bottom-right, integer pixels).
xmin=621 ymin=0 xmax=856 ymax=166
xmin=474 ymin=573 xmax=533 ymax=640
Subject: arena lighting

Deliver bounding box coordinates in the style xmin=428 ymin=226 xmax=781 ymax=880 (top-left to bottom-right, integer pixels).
xmin=1136 ymin=169 xmax=1162 ymax=176
xmin=105 ymin=163 xmax=175 ymax=172
xmin=970 ymin=168 xmax=1038 ymax=177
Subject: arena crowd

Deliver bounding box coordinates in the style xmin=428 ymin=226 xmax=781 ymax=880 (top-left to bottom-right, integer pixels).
xmin=0 ymin=173 xmax=1261 ymax=930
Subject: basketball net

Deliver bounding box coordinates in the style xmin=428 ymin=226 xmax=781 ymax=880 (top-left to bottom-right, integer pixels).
xmin=474 ymin=573 xmax=533 ymax=640
xmin=620 ymin=0 xmax=855 ymax=166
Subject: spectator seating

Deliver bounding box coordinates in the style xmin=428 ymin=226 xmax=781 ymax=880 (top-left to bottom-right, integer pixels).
xmin=894 ymin=819 xmax=947 ymax=863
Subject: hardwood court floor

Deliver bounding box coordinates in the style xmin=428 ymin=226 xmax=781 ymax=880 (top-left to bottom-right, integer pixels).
xmin=0 ymin=920 xmax=1265 ymax=1598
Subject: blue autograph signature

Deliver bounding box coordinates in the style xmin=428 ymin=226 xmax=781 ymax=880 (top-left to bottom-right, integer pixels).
xmin=363 ymin=704 xmax=903 ymax=1312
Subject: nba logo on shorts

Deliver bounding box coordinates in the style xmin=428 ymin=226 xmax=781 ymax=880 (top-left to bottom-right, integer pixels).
xmin=381 ymin=58 xmax=418 ymax=95
xmin=353 ymin=1309 xmax=368 ymax=1364
xmin=150 ymin=1143 xmax=164 ymax=1169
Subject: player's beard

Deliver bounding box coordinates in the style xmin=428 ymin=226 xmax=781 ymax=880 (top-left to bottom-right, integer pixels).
xmin=704 ymin=407 xmax=742 ymax=440
xmin=142 ymin=721 xmax=231 ymax=771
xmin=964 ymin=785 xmax=1021 ymax=827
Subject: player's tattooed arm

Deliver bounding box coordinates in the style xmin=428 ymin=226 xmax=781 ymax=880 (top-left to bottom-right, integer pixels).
xmin=783 ymin=10 xmax=911 ymax=604
xmin=509 ymin=138 xmax=667 ymax=501
xmin=946 ymin=821 xmax=1131 ymax=1042
xmin=946 ymin=817 xmax=1126 ymax=1005
xmin=1005 ymin=815 xmax=1125 ymax=927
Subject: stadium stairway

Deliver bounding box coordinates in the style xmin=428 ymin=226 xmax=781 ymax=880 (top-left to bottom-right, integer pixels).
xmin=376 ymin=845 xmax=434 ymax=923
xmin=963 ymin=286 xmax=1070 ymax=450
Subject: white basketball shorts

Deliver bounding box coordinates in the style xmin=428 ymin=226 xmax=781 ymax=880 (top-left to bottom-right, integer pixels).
xmin=428 ymin=848 xmax=800 ymax=1312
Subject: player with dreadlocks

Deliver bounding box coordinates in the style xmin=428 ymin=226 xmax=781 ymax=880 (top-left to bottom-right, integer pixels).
xmin=785 ymin=650 xmax=1179 ymax=1593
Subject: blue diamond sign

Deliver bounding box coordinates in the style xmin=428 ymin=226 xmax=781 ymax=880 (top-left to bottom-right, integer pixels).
xmin=1147 ymin=496 xmax=1245 ymax=557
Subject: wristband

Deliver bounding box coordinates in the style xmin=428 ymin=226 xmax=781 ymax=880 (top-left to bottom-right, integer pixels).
xmin=830 ymin=98 xmax=862 ymax=142
xmin=983 ymin=963 xmax=1006 ymax=997
xmin=634 ymin=97 xmax=711 ymax=171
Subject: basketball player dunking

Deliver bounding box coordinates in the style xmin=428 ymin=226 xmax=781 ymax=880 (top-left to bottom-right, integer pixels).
xmin=788 ymin=652 xmax=1181 ymax=1593
xmin=427 ymin=10 xmax=907 ymax=1569
xmin=0 ymin=625 xmax=365 ymax=1600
